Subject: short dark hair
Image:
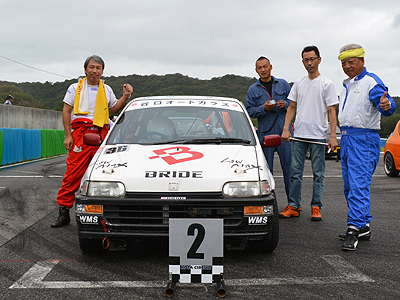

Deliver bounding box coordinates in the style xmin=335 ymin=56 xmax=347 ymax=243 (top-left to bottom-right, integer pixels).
xmin=84 ymin=55 xmax=105 ymax=70
xmin=6 ymin=95 xmax=13 ymax=100
xmin=301 ymin=45 xmax=320 ymax=58
xmin=256 ymin=56 xmax=270 ymax=64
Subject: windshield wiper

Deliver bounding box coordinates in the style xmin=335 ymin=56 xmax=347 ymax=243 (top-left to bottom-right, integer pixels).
xmin=150 ymin=139 xmax=189 ymax=145
xmin=182 ymin=137 xmax=251 ymax=144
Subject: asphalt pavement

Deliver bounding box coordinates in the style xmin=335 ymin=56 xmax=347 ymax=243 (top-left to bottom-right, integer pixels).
xmin=0 ymin=154 xmax=399 ymax=299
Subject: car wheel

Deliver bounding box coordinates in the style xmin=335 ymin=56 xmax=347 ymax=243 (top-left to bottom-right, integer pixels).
xmin=249 ymin=200 xmax=279 ymax=253
xmin=384 ymin=152 xmax=399 ymax=177
xmin=79 ymin=238 xmax=103 ymax=253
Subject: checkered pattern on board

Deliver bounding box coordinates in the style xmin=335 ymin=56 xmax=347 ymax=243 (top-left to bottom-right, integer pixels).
xmin=169 ymin=256 xmax=223 ymax=284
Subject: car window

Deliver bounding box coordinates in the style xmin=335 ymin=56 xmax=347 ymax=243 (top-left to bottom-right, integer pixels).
xmin=107 ymin=106 xmax=256 ymax=145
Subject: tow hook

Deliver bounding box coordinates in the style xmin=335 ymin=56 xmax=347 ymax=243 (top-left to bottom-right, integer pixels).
xmin=101 ymin=220 xmax=110 ymax=250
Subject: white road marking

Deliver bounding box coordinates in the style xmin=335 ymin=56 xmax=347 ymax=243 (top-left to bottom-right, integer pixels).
xmin=9 ymin=255 xmax=374 ymax=289
xmin=230 ymin=255 xmax=374 ymax=286
xmin=9 ymin=260 xmax=165 ymax=289
xmin=14 ymin=170 xmax=41 ymax=174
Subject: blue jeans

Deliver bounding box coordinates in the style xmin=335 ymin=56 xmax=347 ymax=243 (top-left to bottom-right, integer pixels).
xmin=288 ymin=139 xmax=325 ymax=209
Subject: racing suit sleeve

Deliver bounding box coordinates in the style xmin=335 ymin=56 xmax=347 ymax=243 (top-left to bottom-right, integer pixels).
xmin=369 ymin=83 xmax=396 ymax=117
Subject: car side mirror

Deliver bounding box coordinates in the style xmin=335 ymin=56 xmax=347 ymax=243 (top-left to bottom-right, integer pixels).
xmin=83 ymin=133 xmax=102 ymax=146
xmin=263 ymin=134 xmax=282 ymax=147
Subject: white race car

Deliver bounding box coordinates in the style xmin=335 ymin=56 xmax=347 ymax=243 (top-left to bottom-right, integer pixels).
xmin=76 ymin=96 xmax=281 ymax=253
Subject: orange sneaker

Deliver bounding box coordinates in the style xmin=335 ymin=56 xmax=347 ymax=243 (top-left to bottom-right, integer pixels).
xmin=311 ymin=206 xmax=322 ymax=221
xmin=279 ymin=206 xmax=300 ymax=218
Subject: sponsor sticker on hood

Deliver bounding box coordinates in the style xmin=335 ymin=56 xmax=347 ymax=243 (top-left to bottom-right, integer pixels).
xmin=88 ymin=144 xmax=265 ymax=192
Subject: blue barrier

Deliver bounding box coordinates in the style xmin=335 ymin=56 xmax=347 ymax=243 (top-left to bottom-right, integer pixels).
xmin=22 ymin=129 xmax=41 ymax=161
xmin=0 ymin=128 xmax=66 ymax=166
xmin=0 ymin=128 xmax=25 ymax=165
xmin=380 ymin=138 xmax=387 ymax=152
xmin=0 ymin=128 xmax=43 ymax=166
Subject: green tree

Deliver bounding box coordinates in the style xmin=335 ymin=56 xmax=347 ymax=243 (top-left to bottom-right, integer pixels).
xmin=0 ymin=84 xmax=47 ymax=108
xmin=380 ymin=113 xmax=400 ymax=138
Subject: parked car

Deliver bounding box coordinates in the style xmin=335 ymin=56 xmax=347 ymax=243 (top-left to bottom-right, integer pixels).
xmin=305 ymin=124 xmax=341 ymax=160
xmin=75 ymin=96 xmax=282 ymax=254
xmin=384 ymin=120 xmax=400 ymax=177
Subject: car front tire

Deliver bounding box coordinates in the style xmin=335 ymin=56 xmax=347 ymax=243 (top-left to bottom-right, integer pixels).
xmin=384 ymin=152 xmax=399 ymax=177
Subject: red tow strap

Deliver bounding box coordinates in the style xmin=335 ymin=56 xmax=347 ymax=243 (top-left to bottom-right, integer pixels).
xmin=101 ymin=220 xmax=110 ymax=249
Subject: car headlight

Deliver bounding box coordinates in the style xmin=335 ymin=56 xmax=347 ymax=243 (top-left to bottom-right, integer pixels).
xmin=80 ymin=181 xmax=125 ymax=197
xmin=222 ymin=180 xmax=271 ymax=197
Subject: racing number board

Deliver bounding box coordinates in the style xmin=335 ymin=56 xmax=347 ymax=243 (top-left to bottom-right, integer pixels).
xmin=169 ymin=219 xmax=223 ymax=284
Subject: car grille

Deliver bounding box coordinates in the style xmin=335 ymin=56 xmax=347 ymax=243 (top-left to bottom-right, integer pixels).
xmin=76 ymin=192 xmax=274 ymax=235
xmin=103 ymin=203 xmax=243 ymax=229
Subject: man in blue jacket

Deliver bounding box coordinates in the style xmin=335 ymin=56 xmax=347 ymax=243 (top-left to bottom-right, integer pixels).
xmin=246 ymin=56 xmax=292 ymax=200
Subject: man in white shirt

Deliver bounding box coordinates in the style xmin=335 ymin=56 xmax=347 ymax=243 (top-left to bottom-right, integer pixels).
xmin=281 ymin=45 xmax=338 ymax=221
xmin=51 ymin=55 xmax=133 ymax=228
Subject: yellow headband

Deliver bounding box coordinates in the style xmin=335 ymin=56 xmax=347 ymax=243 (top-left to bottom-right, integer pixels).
xmin=338 ymin=48 xmax=365 ymax=60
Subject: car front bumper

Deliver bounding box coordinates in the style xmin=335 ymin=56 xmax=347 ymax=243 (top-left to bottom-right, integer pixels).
xmin=75 ymin=192 xmax=277 ymax=242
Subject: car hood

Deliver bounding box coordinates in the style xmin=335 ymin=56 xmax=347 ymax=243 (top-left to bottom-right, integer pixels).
xmin=84 ymin=144 xmax=274 ymax=193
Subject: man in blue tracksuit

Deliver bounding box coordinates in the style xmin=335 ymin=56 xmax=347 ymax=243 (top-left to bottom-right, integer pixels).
xmin=338 ymin=44 xmax=396 ymax=251
xmin=246 ymin=56 xmax=292 ymax=200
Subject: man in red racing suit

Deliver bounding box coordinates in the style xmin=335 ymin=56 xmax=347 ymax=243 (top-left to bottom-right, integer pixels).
xmin=51 ymin=55 xmax=133 ymax=228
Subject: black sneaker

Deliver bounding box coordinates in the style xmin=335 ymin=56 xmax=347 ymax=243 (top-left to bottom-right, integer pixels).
xmin=342 ymin=228 xmax=359 ymax=251
xmin=339 ymin=225 xmax=371 ymax=241
xmin=51 ymin=207 xmax=70 ymax=228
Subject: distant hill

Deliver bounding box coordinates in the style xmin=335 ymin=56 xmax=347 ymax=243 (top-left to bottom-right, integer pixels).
xmin=1 ymin=73 xmax=257 ymax=111
xmin=0 ymin=82 xmax=48 ymax=109
xmin=1 ymin=73 xmax=399 ymax=137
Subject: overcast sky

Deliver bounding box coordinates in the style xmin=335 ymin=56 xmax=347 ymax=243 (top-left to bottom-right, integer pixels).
xmin=1 ymin=0 xmax=400 ymax=96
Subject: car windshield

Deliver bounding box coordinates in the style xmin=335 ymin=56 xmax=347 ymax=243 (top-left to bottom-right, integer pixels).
xmin=107 ymin=103 xmax=256 ymax=145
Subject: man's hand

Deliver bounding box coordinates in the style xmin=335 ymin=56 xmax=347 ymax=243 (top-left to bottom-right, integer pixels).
xmin=380 ymin=91 xmax=391 ymax=111
xmin=111 ymin=83 xmax=134 ymax=114
xmin=63 ymin=135 xmax=74 ymax=151
xmin=263 ymin=100 xmax=275 ymax=111
xmin=281 ymin=128 xmax=291 ymax=142
xmin=123 ymin=83 xmax=133 ymax=99
xmin=276 ymin=100 xmax=286 ymax=109
xmin=328 ymin=136 xmax=338 ymax=152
